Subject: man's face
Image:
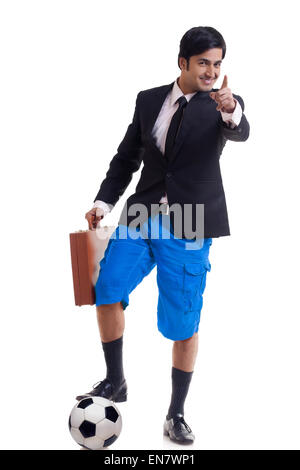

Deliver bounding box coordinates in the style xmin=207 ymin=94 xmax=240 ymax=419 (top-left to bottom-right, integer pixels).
xmin=178 ymin=48 xmax=223 ymax=93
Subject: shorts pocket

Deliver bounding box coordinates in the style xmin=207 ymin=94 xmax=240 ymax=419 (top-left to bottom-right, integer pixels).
xmin=183 ymin=259 xmax=211 ymax=313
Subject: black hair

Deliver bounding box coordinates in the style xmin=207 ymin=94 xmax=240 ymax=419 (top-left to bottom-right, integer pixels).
xmin=178 ymin=26 xmax=226 ymax=69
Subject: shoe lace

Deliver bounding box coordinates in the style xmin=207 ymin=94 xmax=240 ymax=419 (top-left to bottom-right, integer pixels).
xmin=174 ymin=416 xmax=192 ymax=433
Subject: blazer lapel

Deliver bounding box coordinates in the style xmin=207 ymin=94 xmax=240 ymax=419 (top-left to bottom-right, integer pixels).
xmin=146 ymin=82 xmax=174 ymax=155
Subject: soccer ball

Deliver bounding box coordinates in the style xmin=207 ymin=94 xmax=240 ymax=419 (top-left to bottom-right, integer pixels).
xmin=68 ymin=396 xmax=122 ymax=450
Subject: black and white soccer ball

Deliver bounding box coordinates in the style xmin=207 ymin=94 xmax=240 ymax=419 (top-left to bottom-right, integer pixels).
xmin=68 ymin=396 xmax=122 ymax=450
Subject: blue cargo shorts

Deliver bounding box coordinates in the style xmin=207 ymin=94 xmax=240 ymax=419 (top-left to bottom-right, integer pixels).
xmin=95 ymin=212 xmax=212 ymax=341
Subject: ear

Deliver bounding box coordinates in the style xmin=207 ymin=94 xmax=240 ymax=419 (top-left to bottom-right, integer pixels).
xmin=179 ymin=57 xmax=186 ymax=70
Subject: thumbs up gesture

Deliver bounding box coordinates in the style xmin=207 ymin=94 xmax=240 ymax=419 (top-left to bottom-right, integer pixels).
xmin=209 ymin=75 xmax=236 ymax=113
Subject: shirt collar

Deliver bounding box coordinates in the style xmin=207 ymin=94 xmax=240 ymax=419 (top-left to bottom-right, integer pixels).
xmin=170 ymin=77 xmax=198 ymax=106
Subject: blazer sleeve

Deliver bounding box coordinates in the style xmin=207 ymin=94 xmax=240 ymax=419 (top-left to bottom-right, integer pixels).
xmin=220 ymin=94 xmax=250 ymax=142
xmin=93 ymin=92 xmax=144 ymax=206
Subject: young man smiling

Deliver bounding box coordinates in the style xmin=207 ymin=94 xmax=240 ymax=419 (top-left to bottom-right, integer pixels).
xmin=78 ymin=26 xmax=250 ymax=445
xmin=179 ymin=50 xmax=237 ymax=113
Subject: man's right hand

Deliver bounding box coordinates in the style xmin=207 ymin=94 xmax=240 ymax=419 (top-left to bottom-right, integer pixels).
xmin=85 ymin=207 xmax=105 ymax=231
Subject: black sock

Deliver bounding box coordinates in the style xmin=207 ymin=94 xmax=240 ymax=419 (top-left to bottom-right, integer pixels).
xmin=167 ymin=367 xmax=193 ymax=419
xmin=101 ymin=335 xmax=125 ymax=388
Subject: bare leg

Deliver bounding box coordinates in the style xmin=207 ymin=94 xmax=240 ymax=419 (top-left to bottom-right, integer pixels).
xmin=172 ymin=332 xmax=199 ymax=372
xmin=96 ymin=301 xmax=125 ymax=343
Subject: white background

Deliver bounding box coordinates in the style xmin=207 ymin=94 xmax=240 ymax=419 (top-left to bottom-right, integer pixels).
xmin=1 ymin=0 xmax=300 ymax=450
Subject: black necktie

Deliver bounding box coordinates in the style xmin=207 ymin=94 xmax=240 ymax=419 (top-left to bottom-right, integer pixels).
xmin=164 ymin=96 xmax=188 ymax=161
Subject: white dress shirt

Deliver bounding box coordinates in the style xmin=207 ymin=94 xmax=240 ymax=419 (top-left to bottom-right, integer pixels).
xmin=93 ymin=77 xmax=242 ymax=214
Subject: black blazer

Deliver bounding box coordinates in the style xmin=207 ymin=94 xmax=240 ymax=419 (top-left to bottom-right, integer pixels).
xmin=93 ymin=81 xmax=250 ymax=238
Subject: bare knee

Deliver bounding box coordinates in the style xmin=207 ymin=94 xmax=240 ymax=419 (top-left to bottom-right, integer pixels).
xmin=96 ymin=301 xmax=123 ymax=314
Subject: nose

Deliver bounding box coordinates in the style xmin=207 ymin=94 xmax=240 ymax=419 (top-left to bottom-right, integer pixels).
xmin=205 ymin=65 xmax=215 ymax=78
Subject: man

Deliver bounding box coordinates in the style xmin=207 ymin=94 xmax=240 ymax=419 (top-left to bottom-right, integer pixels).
xmin=77 ymin=26 xmax=250 ymax=444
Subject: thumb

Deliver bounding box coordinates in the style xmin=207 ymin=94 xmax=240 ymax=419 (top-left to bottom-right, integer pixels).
xmin=96 ymin=208 xmax=104 ymax=218
xmin=210 ymin=91 xmax=216 ymax=100
xmin=220 ymin=75 xmax=228 ymax=89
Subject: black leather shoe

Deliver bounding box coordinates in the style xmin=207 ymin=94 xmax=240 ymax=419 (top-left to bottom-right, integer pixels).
xmin=163 ymin=413 xmax=195 ymax=444
xmin=75 ymin=378 xmax=127 ymax=403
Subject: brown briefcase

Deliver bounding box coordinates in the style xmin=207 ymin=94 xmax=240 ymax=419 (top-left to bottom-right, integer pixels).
xmin=69 ymin=226 xmax=116 ymax=306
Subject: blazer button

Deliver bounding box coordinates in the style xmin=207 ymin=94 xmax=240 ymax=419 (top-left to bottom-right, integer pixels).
xmin=166 ymin=172 xmax=172 ymax=178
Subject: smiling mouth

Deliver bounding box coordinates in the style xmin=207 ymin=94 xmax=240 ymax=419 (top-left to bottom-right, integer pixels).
xmin=200 ymin=78 xmax=215 ymax=83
